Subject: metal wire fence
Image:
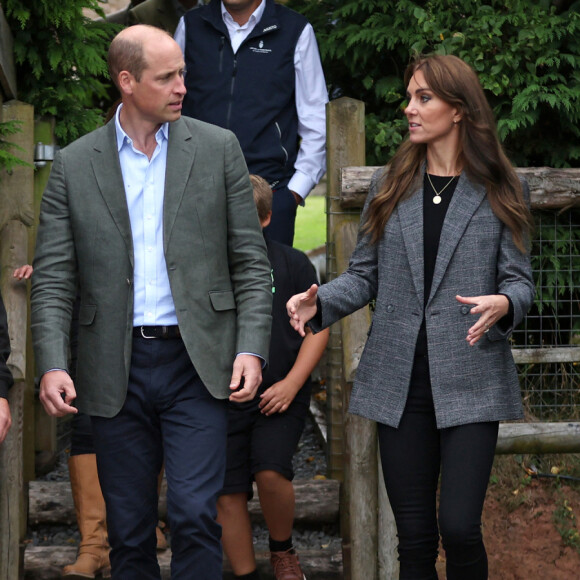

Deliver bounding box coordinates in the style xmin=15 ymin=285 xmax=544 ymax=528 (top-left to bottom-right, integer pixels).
xmin=512 ymin=208 xmax=580 ymax=421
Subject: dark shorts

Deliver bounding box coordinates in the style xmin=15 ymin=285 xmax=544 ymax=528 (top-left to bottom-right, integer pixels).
xmin=220 ymin=381 xmax=312 ymax=497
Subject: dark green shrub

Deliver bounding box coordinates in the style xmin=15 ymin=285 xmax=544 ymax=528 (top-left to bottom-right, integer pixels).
xmin=289 ymin=0 xmax=580 ymax=168
xmin=4 ymin=0 xmax=117 ymax=147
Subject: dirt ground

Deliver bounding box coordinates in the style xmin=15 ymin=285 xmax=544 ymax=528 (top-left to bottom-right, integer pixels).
xmin=482 ymin=477 xmax=580 ymax=579
xmin=435 ymin=457 xmax=580 ymax=579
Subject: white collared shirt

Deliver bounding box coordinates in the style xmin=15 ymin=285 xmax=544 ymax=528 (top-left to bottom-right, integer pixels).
xmin=114 ymin=105 xmax=178 ymax=327
xmin=174 ymin=0 xmax=328 ymax=201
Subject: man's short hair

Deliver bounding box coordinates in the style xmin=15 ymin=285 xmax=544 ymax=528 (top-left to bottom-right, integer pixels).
xmin=108 ymin=25 xmax=172 ymax=89
xmin=250 ymin=174 xmax=273 ymax=223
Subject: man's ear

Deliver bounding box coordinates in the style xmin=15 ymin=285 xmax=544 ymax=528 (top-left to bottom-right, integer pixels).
xmin=118 ymin=71 xmax=133 ymax=95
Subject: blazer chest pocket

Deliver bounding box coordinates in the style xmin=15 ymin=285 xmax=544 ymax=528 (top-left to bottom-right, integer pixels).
xmin=209 ymin=290 xmax=236 ymax=312
xmin=79 ymin=304 xmax=97 ymax=326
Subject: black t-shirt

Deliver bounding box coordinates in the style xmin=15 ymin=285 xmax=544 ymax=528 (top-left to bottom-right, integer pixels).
xmin=261 ymin=238 xmax=320 ymax=392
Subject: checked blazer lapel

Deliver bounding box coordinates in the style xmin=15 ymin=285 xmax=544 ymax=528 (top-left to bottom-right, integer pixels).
xmin=91 ymin=121 xmax=134 ymax=266
xmin=398 ymin=184 xmax=425 ymax=307
xmin=163 ymin=118 xmax=197 ymax=252
xmin=427 ymin=173 xmax=486 ymax=306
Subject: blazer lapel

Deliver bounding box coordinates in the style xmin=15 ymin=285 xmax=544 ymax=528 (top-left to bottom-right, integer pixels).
xmin=427 ymin=173 xmax=486 ymax=305
xmin=397 ymin=184 xmax=425 ymax=306
xmin=163 ymin=118 xmax=197 ymax=251
xmin=91 ymin=122 xmax=134 ymax=266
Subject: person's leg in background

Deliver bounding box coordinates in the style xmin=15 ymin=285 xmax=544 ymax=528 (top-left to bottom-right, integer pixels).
xmin=263 ymin=185 xmax=297 ymax=247
xmin=63 ymin=413 xmax=111 ymax=580
xmin=217 ymin=404 xmax=260 ymax=579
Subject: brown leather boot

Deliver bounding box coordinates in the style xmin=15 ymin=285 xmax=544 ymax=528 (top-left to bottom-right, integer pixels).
xmin=62 ymin=454 xmax=111 ymax=579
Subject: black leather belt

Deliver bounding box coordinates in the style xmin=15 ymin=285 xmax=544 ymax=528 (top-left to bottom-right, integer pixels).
xmin=133 ymin=326 xmax=181 ymax=339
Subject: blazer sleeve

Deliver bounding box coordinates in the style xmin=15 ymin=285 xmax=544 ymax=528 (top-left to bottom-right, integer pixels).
xmin=30 ymin=150 xmax=78 ymax=375
xmin=488 ymin=178 xmax=535 ymax=341
xmin=223 ymin=132 xmax=273 ymax=360
xmin=311 ymin=168 xmax=385 ymax=332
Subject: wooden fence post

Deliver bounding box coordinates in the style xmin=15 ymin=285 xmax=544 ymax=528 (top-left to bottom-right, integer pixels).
xmin=326 ymin=97 xmax=385 ymax=580
xmin=31 ymin=117 xmax=58 ymax=475
xmin=0 ymin=99 xmax=35 ymax=580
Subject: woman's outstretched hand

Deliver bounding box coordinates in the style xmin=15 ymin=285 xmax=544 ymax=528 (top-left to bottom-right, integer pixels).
xmin=286 ymin=284 xmax=319 ymax=337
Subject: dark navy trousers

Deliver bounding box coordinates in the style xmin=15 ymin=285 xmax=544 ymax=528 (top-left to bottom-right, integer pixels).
xmin=263 ymin=184 xmax=298 ymax=247
xmin=92 ymin=335 xmax=228 ymax=579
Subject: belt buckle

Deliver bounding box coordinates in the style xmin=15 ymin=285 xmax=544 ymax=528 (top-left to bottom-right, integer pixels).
xmin=140 ymin=326 xmax=157 ymax=339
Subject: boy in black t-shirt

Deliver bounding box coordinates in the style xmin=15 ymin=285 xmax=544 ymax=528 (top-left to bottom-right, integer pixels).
xmin=217 ymin=175 xmax=329 ymax=580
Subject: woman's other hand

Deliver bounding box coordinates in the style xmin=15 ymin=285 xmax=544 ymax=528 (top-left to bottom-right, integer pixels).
xmin=456 ymin=294 xmax=509 ymax=346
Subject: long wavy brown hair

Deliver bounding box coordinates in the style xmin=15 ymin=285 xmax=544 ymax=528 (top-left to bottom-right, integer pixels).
xmin=363 ymin=54 xmax=533 ymax=253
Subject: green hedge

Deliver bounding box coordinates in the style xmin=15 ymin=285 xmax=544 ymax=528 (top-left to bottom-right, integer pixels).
xmin=289 ymin=0 xmax=580 ymax=168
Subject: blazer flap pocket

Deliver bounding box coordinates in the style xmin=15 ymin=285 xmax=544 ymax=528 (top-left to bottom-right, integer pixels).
xmin=78 ymin=304 xmax=97 ymax=326
xmin=209 ymin=290 xmax=236 ymax=312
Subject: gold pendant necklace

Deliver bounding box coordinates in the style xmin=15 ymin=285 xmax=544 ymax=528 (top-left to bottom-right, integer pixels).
xmin=427 ymin=172 xmax=457 ymax=205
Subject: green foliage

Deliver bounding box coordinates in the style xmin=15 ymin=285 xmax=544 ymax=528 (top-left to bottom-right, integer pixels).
xmin=4 ymin=0 xmax=118 ymax=146
xmin=0 ymin=120 xmax=30 ymax=174
xmin=288 ymin=0 xmax=580 ymax=168
xmin=554 ymin=493 xmax=580 ymax=554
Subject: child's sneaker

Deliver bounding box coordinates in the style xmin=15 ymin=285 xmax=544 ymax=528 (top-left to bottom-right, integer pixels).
xmin=270 ymin=548 xmax=306 ymax=580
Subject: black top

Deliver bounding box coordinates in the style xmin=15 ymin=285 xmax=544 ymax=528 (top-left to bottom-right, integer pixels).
xmin=261 ymin=238 xmax=319 ymax=392
xmin=0 ymin=291 xmax=14 ymax=399
xmin=415 ymin=173 xmax=458 ymax=357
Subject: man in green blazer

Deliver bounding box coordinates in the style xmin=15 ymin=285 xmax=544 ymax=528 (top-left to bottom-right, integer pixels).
xmin=31 ymin=24 xmax=272 ymax=579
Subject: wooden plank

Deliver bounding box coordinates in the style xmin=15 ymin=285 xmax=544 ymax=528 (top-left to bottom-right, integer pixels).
xmin=497 ymin=422 xmax=580 ymax=454
xmin=24 ymin=545 xmax=343 ymax=580
xmin=28 ymin=478 xmax=340 ymax=526
xmin=340 ymin=166 xmax=580 ymax=210
xmin=512 ymin=347 xmax=580 ymax=364
xmin=0 ymin=6 xmax=17 ymax=99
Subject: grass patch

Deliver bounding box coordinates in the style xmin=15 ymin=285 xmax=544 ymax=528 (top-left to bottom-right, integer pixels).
xmin=294 ymin=196 xmax=326 ymax=252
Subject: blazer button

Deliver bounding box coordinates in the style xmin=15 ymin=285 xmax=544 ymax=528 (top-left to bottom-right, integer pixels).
xmin=126 ymin=278 xmax=131 ymax=285
xmin=460 ymin=305 xmax=471 ymax=315
xmin=386 ymin=304 xmax=395 ymax=313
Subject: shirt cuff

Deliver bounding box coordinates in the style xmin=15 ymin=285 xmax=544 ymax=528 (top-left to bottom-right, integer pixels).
xmin=236 ymin=352 xmax=267 ymax=368
xmin=288 ymin=171 xmax=315 ymax=204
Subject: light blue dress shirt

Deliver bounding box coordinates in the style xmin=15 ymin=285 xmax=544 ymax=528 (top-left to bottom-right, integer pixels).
xmin=115 ymin=105 xmax=178 ymax=327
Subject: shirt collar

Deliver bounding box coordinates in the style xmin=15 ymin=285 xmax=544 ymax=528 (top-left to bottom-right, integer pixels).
xmin=114 ymin=103 xmax=169 ymax=152
xmin=221 ymin=0 xmax=265 ymax=29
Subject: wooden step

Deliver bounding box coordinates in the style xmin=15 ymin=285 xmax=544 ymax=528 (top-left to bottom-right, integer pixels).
xmin=24 ymin=545 xmax=343 ymax=579
xmin=28 ymin=478 xmax=340 ymax=527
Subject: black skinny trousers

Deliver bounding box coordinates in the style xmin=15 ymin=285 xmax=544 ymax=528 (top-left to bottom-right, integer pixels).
xmin=377 ymin=356 xmax=498 ymax=580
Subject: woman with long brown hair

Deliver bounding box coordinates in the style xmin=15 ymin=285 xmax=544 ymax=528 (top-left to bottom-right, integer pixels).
xmin=287 ymin=54 xmax=534 ymax=579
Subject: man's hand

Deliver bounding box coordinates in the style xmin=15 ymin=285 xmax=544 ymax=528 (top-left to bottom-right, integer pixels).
xmin=0 ymin=398 xmax=12 ymax=444
xmin=291 ymin=190 xmax=302 ymax=206
xmin=39 ymin=370 xmax=78 ymax=417
xmin=229 ymin=354 xmax=262 ymax=403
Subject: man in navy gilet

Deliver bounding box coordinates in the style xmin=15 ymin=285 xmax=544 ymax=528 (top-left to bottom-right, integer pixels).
xmin=175 ymin=0 xmax=327 ymax=246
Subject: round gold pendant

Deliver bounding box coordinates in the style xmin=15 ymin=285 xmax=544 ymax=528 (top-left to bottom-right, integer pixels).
xmin=433 ymin=195 xmax=442 ymax=204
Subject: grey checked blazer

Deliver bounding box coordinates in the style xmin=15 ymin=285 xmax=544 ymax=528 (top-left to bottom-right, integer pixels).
xmin=312 ymin=168 xmax=534 ymax=429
